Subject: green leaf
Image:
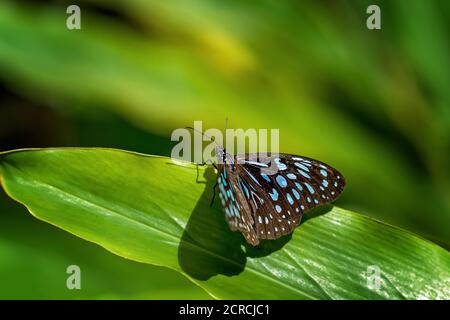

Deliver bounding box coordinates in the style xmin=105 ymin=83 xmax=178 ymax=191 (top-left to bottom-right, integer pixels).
xmin=0 ymin=148 xmax=449 ymax=299
xmin=0 ymin=193 xmax=210 ymax=299
xmin=1 ymin=0 xmax=449 ymax=247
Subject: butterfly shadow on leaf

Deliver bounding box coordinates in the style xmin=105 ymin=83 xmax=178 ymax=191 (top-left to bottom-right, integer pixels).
xmin=178 ymin=165 xmax=246 ymax=280
xmin=243 ymin=205 xmax=332 ymax=258
xmin=177 ymin=165 xmax=293 ymax=281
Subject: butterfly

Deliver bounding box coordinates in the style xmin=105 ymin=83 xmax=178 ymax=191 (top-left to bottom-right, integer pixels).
xmin=215 ymin=146 xmax=345 ymax=246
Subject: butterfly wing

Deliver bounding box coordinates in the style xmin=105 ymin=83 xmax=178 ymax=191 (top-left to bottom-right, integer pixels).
xmin=217 ymin=163 xmax=259 ymax=245
xmin=235 ymin=164 xmax=298 ymax=242
xmin=234 ymin=153 xmax=346 ymax=244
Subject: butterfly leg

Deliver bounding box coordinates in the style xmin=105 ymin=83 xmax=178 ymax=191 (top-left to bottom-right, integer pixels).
xmin=195 ymin=165 xmax=202 ymax=183
xmin=194 ymin=159 xmax=218 ymax=205
xmin=199 ymin=158 xmax=217 ymax=170
xmin=196 ymin=160 xmax=218 ymax=183
xmin=210 ymin=182 xmax=218 ymax=207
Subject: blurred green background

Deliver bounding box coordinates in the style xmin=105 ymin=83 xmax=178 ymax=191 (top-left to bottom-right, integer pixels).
xmin=0 ymin=0 xmax=449 ymax=299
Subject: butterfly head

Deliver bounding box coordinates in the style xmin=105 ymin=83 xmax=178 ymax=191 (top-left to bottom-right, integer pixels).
xmin=216 ymin=146 xmax=235 ymax=166
xmin=215 ymin=146 xmax=227 ymax=164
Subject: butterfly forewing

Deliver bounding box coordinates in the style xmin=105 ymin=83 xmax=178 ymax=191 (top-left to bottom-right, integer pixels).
xmin=217 ymin=151 xmax=345 ymax=246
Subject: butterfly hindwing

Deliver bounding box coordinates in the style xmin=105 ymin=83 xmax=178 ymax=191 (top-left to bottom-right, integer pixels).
xmin=235 ymin=162 xmax=299 ymax=241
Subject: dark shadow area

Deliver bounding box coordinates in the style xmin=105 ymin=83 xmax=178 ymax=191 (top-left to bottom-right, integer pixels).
xmin=301 ymin=204 xmax=334 ymax=224
xmin=0 ymin=83 xmax=70 ymax=151
xmin=14 ymin=0 xmax=156 ymax=37
xmin=0 ymin=81 xmax=176 ymax=155
xmin=177 ymin=166 xmax=245 ymax=280
xmin=245 ymin=205 xmax=332 ymax=258
xmin=244 ymin=234 xmax=292 ymax=258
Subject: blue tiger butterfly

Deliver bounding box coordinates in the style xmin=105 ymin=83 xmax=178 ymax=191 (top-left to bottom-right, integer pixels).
xmin=215 ymin=146 xmax=345 ymax=246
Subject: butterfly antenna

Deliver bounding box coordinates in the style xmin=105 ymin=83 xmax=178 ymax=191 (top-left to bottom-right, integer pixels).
xmin=223 ymin=117 xmax=228 ymax=150
xmin=185 ymin=126 xmax=219 ymax=147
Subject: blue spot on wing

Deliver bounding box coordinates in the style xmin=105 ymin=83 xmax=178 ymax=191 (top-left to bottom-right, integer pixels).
xmin=221 ymin=174 xmax=227 ymax=186
xmin=246 ymin=160 xmax=268 ymax=167
xmin=244 ymin=168 xmax=261 ymax=186
xmin=286 ymin=193 xmax=294 ymax=205
xmin=233 ymin=205 xmax=240 ymax=217
xmin=269 ymin=188 xmax=279 ymax=201
xmin=294 ymin=162 xmax=310 ymax=172
xmin=276 ymin=175 xmax=287 ymax=188
xmin=295 ymin=182 xmax=303 ymax=191
xmin=298 ymin=169 xmax=311 ymax=179
xmin=240 ymin=180 xmax=250 ymax=198
xmin=304 ymin=182 xmax=315 ymax=194
xmin=275 ymin=158 xmax=287 ymax=170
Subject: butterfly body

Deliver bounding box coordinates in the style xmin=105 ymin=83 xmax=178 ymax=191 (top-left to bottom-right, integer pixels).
xmin=216 ymin=147 xmax=345 ymax=246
